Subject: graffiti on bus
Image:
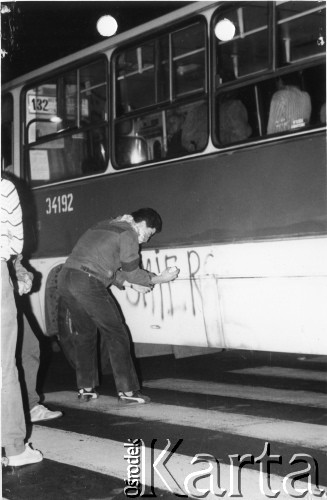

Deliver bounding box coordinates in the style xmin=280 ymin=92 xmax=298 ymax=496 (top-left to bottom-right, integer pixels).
xmin=125 ymin=248 xmax=217 ymax=321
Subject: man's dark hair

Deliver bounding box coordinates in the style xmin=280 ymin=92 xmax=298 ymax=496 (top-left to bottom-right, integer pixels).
xmin=131 ymin=208 xmax=162 ymax=233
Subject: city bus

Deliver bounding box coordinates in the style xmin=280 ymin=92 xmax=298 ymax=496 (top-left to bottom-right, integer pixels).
xmin=2 ymin=1 xmax=327 ymax=363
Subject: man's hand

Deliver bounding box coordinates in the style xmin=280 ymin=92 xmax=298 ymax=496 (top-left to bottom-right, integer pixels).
xmin=151 ymin=267 xmax=180 ymax=285
xmin=14 ymin=254 xmax=34 ymax=294
xmin=17 ymin=275 xmax=33 ymax=295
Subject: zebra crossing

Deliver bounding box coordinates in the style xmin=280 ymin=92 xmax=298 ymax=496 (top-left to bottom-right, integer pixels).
xmin=3 ymin=354 xmax=327 ymax=499
xmin=31 ymin=390 xmax=327 ymax=450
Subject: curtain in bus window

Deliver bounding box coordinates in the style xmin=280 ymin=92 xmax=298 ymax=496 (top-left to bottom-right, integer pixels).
xmin=277 ymin=1 xmax=326 ymax=66
xmin=216 ymin=4 xmax=269 ymax=83
xmin=172 ymin=22 xmax=206 ymax=98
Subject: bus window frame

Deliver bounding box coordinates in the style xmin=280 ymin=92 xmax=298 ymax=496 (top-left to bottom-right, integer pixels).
xmin=22 ymin=55 xmax=109 ymax=186
xmin=1 ymin=93 xmax=14 ymax=172
xmin=111 ymin=15 xmax=209 ymax=171
xmin=276 ymin=2 xmax=326 ymax=66
xmin=211 ymin=2 xmax=326 ymax=150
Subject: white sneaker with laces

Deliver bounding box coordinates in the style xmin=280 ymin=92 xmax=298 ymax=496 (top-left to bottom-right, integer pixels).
xmin=7 ymin=443 xmax=43 ymax=466
xmin=30 ymin=404 xmax=63 ymax=423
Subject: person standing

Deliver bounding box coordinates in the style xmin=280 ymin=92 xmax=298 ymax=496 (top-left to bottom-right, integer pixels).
xmin=267 ymin=74 xmax=312 ymax=134
xmin=58 ymin=208 xmax=179 ymax=404
xmin=14 ymin=261 xmax=63 ymax=423
xmin=1 ymin=177 xmax=42 ymax=466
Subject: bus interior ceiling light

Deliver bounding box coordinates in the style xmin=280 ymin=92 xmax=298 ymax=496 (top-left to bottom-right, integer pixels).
xmin=215 ymin=18 xmax=236 ymax=41
xmin=50 ymin=116 xmax=62 ymax=123
xmin=97 ymin=15 xmax=118 ymax=37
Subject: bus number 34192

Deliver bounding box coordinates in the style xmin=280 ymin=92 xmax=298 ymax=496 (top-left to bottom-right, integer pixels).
xmin=45 ymin=194 xmax=74 ymax=215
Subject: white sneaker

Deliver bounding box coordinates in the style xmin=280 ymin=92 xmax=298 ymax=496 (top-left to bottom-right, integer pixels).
xmin=7 ymin=443 xmax=43 ymax=466
xmin=78 ymin=388 xmax=99 ymax=401
xmin=118 ymin=390 xmax=151 ymax=405
xmin=30 ymin=404 xmax=63 ymax=423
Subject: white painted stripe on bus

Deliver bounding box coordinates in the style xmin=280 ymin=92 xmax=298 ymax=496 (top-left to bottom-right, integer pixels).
xmin=143 ymin=378 xmax=327 ymax=409
xmin=30 ymin=426 xmax=320 ymax=500
xmin=44 ymin=391 xmax=327 ymax=451
xmin=229 ymin=366 xmax=327 ymax=381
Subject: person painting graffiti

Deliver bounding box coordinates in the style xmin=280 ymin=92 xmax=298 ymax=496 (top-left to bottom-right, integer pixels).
xmin=58 ymin=208 xmax=179 ymax=404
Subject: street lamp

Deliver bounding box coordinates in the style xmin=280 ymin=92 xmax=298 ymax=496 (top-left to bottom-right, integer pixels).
xmin=96 ymin=15 xmax=118 ymax=37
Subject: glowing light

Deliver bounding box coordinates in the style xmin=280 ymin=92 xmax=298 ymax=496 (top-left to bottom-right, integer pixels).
xmin=96 ymin=15 xmax=118 ymax=37
xmin=317 ymin=36 xmax=325 ymax=47
xmin=50 ymin=116 xmax=62 ymax=123
xmin=215 ymin=18 xmax=236 ymax=41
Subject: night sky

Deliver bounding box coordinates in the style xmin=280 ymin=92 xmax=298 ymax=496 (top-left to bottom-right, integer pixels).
xmin=1 ymin=1 xmax=191 ymax=84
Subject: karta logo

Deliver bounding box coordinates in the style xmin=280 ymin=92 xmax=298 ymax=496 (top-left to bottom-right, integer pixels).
xmin=124 ymin=439 xmax=326 ymax=498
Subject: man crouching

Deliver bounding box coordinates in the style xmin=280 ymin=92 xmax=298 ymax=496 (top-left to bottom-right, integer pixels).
xmin=58 ymin=208 xmax=179 ymax=404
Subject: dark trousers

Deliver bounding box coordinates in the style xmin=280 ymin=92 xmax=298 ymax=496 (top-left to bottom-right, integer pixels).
xmin=58 ymin=267 xmax=139 ymax=393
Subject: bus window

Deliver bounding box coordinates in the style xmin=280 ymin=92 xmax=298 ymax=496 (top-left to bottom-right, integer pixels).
xmin=1 ymin=94 xmax=13 ymax=172
xmin=215 ymin=64 xmax=326 ymax=146
xmin=28 ymin=126 xmax=108 ymax=183
xmin=26 ymin=81 xmax=59 ymax=142
xmin=214 ymin=1 xmax=326 ymax=147
xmin=166 ymin=110 xmax=187 ymax=158
xmin=175 ymin=101 xmax=208 ymax=154
xmin=114 ymin=99 xmax=208 ymax=168
xmin=266 ymin=65 xmax=326 ymax=134
xmin=172 ymin=22 xmax=206 ymax=97
xmin=277 ymin=2 xmax=326 ymax=65
xmin=216 ymin=3 xmax=269 ymax=84
xmin=113 ymin=19 xmax=208 ymax=168
xmin=80 ymin=60 xmax=107 ymax=122
xmin=24 ymin=58 xmax=108 ymax=185
xmin=116 ymin=40 xmax=163 ymax=113
xmin=217 ymin=92 xmax=254 ymax=145
xmin=266 ymin=72 xmax=312 ymax=134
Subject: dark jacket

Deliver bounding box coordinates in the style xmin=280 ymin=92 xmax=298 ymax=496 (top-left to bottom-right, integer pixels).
xmin=64 ymin=219 xmax=153 ymax=288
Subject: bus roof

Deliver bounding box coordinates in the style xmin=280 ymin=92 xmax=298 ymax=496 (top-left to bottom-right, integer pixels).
xmin=2 ymin=1 xmax=217 ymax=92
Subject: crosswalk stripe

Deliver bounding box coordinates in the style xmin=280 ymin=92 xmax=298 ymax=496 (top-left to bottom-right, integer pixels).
xmin=229 ymin=366 xmax=327 ymax=381
xmin=44 ymin=391 xmax=327 ymax=451
xmin=31 ymin=426 xmax=320 ymax=500
xmin=144 ymin=378 xmax=327 ymax=409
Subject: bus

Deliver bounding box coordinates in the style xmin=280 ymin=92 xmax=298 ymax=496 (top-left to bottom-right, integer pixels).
xmin=2 ymin=1 xmax=327 ymax=363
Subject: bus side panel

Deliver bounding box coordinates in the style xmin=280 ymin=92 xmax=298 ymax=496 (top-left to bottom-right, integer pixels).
xmin=27 ymin=133 xmax=327 ymax=355
xmin=31 ymin=133 xmax=326 ymax=259
xmin=32 ymin=236 xmax=327 ymax=355
xmin=112 ymin=237 xmax=327 ymax=355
